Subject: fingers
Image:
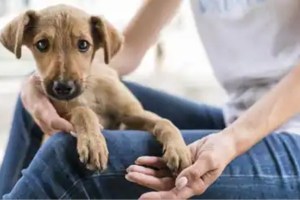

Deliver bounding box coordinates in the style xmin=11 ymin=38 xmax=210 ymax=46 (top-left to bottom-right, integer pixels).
xmin=173 ymin=157 xmax=221 ymax=197
xmin=34 ymin=103 xmax=73 ymax=134
xmin=139 ymin=191 xmax=163 ymax=199
xmin=138 ymin=175 xmax=214 ymax=200
xmin=139 ymin=187 xmax=194 ymax=200
xmin=176 ymin=160 xmax=204 ymax=185
xmin=51 ymin=117 xmax=73 ymax=132
xmin=126 ymin=157 xmax=174 ymax=192
xmin=135 ymin=156 xmax=167 ymax=169
xmin=176 ymin=152 xmax=217 ymax=186
xmin=127 ymin=165 xmax=171 ymax=178
xmin=175 ymin=176 xmax=188 ymax=189
xmin=127 ymin=165 xmax=157 ymax=176
xmin=173 ymin=160 xmax=208 ymax=197
xmin=41 ymin=108 xmax=73 ymax=134
xmin=35 ymin=118 xmax=57 ymax=136
xmin=125 ymin=172 xmax=174 ymax=191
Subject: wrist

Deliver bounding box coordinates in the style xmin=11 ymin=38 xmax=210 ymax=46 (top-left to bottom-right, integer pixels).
xmin=215 ymin=130 xmax=239 ymax=161
xmin=221 ymin=124 xmax=256 ymax=157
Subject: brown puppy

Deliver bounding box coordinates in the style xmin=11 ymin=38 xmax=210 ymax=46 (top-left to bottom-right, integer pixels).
xmin=0 ymin=4 xmax=191 ymax=172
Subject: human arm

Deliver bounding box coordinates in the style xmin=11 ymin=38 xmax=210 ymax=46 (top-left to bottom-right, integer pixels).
xmin=109 ymin=0 xmax=182 ymax=75
xmin=126 ymin=65 xmax=300 ymax=199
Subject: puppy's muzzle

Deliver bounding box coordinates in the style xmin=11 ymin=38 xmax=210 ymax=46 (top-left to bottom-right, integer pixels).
xmin=46 ymin=80 xmax=81 ymax=100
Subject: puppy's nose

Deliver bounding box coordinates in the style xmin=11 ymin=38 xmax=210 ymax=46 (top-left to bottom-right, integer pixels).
xmin=52 ymin=80 xmax=76 ymax=99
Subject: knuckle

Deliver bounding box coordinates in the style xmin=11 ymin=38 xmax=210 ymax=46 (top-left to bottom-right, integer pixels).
xmin=188 ymin=168 xmax=200 ymax=179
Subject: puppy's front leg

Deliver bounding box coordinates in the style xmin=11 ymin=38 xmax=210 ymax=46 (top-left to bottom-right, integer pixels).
xmin=70 ymin=106 xmax=108 ymax=171
xmin=122 ymin=110 xmax=192 ymax=173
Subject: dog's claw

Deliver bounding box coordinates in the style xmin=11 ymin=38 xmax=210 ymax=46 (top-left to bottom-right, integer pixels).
xmin=78 ymin=141 xmax=89 ymax=164
xmin=77 ymin=133 xmax=108 ymax=171
xmin=79 ymin=155 xmax=88 ymax=164
xmin=100 ymin=146 xmax=108 ymax=170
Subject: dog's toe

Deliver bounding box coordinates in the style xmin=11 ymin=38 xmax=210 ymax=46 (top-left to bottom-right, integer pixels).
xmin=163 ymin=146 xmax=179 ymax=172
xmin=77 ymin=134 xmax=109 ymax=171
xmin=163 ymin=145 xmax=192 ymax=174
xmin=99 ymin=144 xmax=109 ymax=170
xmin=77 ymin=136 xmax=89 ymax=164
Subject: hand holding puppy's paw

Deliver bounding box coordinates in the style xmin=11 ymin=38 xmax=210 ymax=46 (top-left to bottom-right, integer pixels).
xmin=163 ymin=144 xmax=192 ymax=174
xmin=77 ymin=133 xmax=108 ymax=171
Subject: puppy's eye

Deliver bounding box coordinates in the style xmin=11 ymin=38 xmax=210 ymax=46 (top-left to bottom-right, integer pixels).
xmin=78 ymin=40 xmax=90 ymax=52
xmin=35 ymin=39 xmax=49 ymax=52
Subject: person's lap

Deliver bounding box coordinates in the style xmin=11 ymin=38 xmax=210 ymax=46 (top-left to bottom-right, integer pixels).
xmin=1 ymin=82 xmax=300 ymax=199
xmin=4 ymin=131 xmax=300 ymax=199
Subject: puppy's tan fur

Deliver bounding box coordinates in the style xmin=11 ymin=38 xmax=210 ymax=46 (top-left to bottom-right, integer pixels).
xmin=0 ymin=4 xmax=191 ymax=172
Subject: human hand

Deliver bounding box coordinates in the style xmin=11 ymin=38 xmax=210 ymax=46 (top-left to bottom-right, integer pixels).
xmin=126 ymin=132 xmax=237 ymax=199
xmin=21 ymin=74 xmax=73 ymax=135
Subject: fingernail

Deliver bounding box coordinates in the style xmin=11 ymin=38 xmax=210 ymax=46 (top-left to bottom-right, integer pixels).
xmin=176 ymin=177 xmax=188 ymax=190
xmin=125 ymin=174 xmax=133 ymax=182
xmin=70 ymin=131 xmax=77 ymax=138
xmin=126 ymin=166 xmax=132 ymax=173
xmin=135 ymin=158 xmax=141 ymax=164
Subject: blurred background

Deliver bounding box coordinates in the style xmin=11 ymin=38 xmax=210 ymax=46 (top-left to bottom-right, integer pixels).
xmin=0 ymin=0 xmax=227 ymax=163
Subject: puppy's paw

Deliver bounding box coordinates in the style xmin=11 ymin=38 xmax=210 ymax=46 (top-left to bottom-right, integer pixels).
xmin=153 ymin=119 xmax=192 ymax=174
xmin=163 ymin=144 xmax=192 ymax=174
xmin=77 ymin=133 xmax=109 ymax=171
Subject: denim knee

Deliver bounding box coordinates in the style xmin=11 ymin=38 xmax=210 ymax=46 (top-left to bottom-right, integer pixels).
xmin=38 ymin=132 xmax=84 ymax=170
xmin=39 ymin=131 xmax=157 ymax=172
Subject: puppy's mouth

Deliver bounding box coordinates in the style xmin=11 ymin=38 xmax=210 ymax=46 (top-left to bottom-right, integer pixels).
xmin=44 ymin=80 xmax=83 ymax=101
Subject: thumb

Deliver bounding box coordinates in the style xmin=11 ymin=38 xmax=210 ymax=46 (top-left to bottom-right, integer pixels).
xmin=50 ymin=117 xmax=73 ymax=132
xmin=175 ymin=161 xmax=202 ymax=189
xmin=175 ymin=176 xmax=188 ymax=190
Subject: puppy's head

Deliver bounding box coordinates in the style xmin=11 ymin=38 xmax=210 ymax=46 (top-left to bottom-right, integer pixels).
xmin=0 ymin=5 xmax=123 ymax=101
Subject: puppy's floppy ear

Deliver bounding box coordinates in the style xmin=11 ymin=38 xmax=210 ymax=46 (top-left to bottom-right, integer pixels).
xmin=90 ymin=16 xmax=123 ymax=64
xmin=0 ymin=10 xmax=37 ymax=59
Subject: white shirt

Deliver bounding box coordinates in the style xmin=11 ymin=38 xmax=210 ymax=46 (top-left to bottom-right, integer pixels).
xmin=190 ymin=0 xmax=300 ymax=133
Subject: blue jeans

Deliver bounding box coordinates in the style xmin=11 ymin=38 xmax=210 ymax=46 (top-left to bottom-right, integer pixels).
xmin=1 ymin=82 xmax=300 ymax=199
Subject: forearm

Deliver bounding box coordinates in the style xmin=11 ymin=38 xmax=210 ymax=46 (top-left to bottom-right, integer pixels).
xmin=223 ymin=65 xmax=300 ymax=155
xmin=110 ymin=0 xmax=182 ymax=75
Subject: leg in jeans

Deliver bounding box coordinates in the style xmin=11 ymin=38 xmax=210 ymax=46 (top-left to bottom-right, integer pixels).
xmin=0 ymin=98 xmax=43 ymax=196
xmin=4 ymin=131 xmax=300 ymax=199
xmin=0 ymin=82 xmax=224 ymax=196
